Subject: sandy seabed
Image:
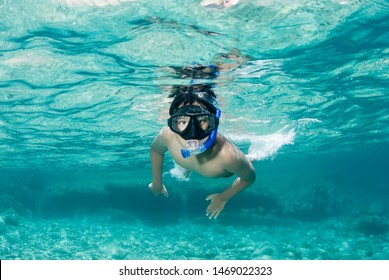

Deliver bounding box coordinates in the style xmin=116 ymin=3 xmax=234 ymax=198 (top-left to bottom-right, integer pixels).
xmin=1 ymin=215 xmax=388 ymax=260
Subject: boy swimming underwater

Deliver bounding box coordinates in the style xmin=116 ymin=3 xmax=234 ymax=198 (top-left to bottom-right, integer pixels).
xmin=148 ymin=84 xmax=256 ymax=219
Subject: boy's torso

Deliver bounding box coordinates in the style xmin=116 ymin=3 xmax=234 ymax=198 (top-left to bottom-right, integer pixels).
xmin=166 ymin=131 xmax=234 ymax=178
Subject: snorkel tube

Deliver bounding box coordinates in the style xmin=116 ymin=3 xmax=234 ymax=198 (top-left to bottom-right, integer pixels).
xmin=181 ymin=109 xmax=221 ymax=158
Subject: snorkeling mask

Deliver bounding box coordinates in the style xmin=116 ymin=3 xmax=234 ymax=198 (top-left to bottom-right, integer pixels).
xmin=168 ymin=105 xmax=221 ymax=158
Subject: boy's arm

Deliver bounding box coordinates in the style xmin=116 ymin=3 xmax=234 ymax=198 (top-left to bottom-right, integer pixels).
xmin=149 ymin=128 xmax=169 ymax=196
xmin=219 ymin=155 xmax=256 ymax=201
xmin=206 ymin=153 xmax=256 ymax=218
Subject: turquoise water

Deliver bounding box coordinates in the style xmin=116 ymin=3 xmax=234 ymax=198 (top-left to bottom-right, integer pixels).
xmin=0 ymin=0 xmax=388 ymax=260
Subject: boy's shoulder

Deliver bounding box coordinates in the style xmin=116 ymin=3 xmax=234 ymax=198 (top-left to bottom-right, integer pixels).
xmin=216 ymin=134 xmax=247 ymax=161
xmin=157 ymin=126 xmax=170 ymax=135
xmin=216 ymin=133 xmax=237 ymax=149
xmin=157 ymin=126 xmax=178 ymax=144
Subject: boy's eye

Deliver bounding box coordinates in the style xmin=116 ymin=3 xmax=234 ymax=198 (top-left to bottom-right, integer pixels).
xmin=198 ymin=117 xmax=209 ymax=123
xmin=172 ymin=116 xmax=190 ymax=132
xmin=176 ymin=117 xmax=187 ymax=124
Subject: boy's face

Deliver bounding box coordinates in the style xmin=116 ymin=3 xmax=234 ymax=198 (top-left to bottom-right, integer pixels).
xmin=168 ymin=101 xmax=219 ymax=141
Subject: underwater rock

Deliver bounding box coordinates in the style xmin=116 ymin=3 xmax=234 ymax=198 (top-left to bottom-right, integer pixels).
xmin=0 ymin=195 xmax=26 ymax=216
xmin=3 ymin=209 xmax=19 ymax=226
xmin=253 ymin=254 xmax=273 ymax=260
xmin=253 ymin=241 xmax=276 ymax=258
xmin=357 ymin=215 xmax=389 ymax=236
xmin=100 ymin=241 xmax=128 ymax=260
xmin=280 ymin=182 xmax=343 ymax=221
xmin=173 ymin=248 xmax=187 ymax=256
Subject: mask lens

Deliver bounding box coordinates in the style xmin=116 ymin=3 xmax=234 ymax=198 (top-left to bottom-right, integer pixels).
xmin=171 ymin=115 xmax=191 ymax=133
xmin=196 ymin=115 xmax=216 ymax=132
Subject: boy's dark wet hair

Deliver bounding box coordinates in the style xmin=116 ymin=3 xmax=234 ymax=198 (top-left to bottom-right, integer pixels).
xmin=168 ymin=84 xmax=218 ymax=115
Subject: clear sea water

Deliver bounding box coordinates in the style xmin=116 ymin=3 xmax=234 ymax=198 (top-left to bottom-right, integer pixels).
xmin=0 ymin=0 xmax=388 ymax=260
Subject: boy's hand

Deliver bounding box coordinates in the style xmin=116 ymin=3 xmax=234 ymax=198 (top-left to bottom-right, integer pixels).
xmin=205 ymin=193 xmax=227 ymax=219
xmin=148 ymin=183 xmax=168 ymax=197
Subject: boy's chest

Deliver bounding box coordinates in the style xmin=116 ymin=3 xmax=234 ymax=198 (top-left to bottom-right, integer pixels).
xmin=168 ymin=145 xmax=228 ymax=178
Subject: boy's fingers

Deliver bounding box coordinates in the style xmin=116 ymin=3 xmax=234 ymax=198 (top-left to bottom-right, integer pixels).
xmin=162 ymin=186 xmax=169 ymax=197
xmin=209 ymin=210 xmax=217 ymax=219
xmin=206 ymin=207 xmax=221 ymax=219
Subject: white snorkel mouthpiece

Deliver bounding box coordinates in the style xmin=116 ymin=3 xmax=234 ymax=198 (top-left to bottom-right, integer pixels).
xmin=181 ymin=139 xmax=207 ymax=158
